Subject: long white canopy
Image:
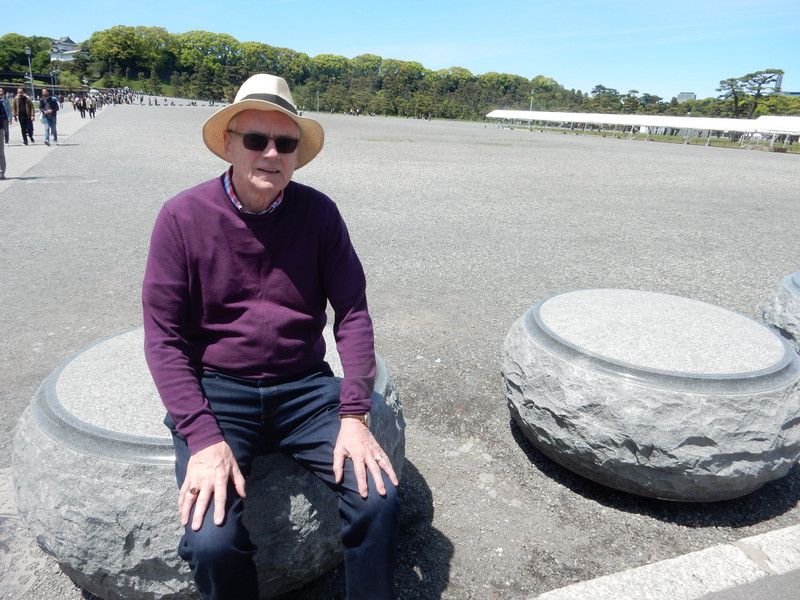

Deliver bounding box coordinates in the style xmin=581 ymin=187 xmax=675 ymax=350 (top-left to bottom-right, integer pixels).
xmin=485 ymin=110 xmax=800 ymax=136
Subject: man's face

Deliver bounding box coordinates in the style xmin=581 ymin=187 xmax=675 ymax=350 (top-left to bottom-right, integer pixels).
xmin=223 ymin=109 xmax=299 ymax=209
xmin=42 ymin=90 xmax=50 ymax=98
xmin=17 ymin=89 xmax=23 ymax=97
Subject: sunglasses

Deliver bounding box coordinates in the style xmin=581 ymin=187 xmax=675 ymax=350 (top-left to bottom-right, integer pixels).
xmin=227 ymin=130 xmax=299 ymax=154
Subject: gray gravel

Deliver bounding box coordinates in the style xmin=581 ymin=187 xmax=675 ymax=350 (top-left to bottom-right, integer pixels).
xmin=1 ymin=104 xmax=799 ymax=600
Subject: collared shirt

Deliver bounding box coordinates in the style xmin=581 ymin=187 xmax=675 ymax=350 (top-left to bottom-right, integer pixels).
xmin=223 ymin=167 xmax=283 ymax=215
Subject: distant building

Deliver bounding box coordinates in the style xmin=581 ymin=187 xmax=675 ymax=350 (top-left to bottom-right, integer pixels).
xmin=780 ymin=91 xmax=800 ymax=97
xmin=676 ymin=92 xmax=696 ymax=103
xmin=49 ymin=37 xmax=86 ymax=62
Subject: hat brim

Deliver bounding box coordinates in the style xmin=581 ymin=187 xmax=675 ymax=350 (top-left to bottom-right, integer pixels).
xmin=202 ymin=100 xmax=324 ymax=169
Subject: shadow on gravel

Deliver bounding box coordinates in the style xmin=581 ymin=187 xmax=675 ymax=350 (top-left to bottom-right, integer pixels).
xmin=510 ymin=419 xmax=800 ymax=528
xmin=272 ymin=460 xmax=453 ymax=600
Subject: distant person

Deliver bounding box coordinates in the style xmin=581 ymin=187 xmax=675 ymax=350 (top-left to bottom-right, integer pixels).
xmin=39 ymin=88 xmax=59 ymax=146
xmin=142 ymin=73 xmax=399 ymax=600
xmin=0 ymin=114 xmax=6 ymax=179
xmin=1 ymin=91 xmax=12 ymax=144
xmin=11 ymin=88 xmax=35 ymax=144
xmin=87 ymin=95 xmax=97 ymax=118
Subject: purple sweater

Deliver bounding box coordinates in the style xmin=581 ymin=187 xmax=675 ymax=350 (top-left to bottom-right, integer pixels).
xmin=142 ymin=177 xmax=376 ymax=453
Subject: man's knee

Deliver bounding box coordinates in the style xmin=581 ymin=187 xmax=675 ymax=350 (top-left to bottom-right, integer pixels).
xmin=179 ymin=519 xmax=256 ymax=567
xmin=342 ymin=474 xmax=400 ymax=543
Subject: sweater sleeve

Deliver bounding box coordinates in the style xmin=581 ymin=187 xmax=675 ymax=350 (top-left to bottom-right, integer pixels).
xmin=320 ymin=203 xmax=377 ymax=415
xmin=142 ymin=202 xmax=224 ymax=454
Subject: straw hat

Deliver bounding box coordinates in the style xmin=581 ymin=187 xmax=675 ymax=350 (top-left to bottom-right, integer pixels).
xmin=202 ymin=73 xmax=324 ymax=169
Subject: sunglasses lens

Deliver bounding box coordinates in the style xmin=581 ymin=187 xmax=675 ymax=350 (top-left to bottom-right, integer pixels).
xmin=275 ymin=137 xmax=299 ymax=153
xmin=240 ymin=133 xmax=298 ymax=154
xmin=242 ymin=133 xmax=269 ymax=151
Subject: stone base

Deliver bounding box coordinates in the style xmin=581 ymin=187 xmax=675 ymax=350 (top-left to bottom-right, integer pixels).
xmin=502 ymin=289 xmax=800 ymax=502
xmin=12 ymin=327 xmax=404 ymax=600
xmin=762 ymin=271 xmax=800 ymax=354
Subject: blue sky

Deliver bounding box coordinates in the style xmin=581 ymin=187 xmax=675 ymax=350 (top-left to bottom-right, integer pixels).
xmin=5 ymin=0 xmax=799 ymax=101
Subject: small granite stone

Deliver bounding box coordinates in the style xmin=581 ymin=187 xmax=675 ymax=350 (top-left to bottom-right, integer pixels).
xmin=503 ymin=289 xmax=800 ymax=501
xmin=762 ymin=271 xmax=800 ymax=354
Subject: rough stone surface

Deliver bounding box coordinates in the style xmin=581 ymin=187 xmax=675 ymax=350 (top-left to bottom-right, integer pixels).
xmin=502 ymin=290 xmax=800 ymax=502
xmin=12 ymin=328 xmax=404 ymax=600
xmin=762 ymin=271 xmax=800 ymax=354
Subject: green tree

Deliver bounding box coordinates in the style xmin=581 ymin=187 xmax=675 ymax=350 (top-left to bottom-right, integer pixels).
xmin=716 ymin=77 xmax=745 ymax=117
xmin=620 ymin=90 xmax=640 ymax=114
xmin=87 ymin=26 xmax=142 ymax=72
xmin=148 ymin=68 xmax=163 ymax=94
xmin=59 ymin=71 xmax=82 ymax=92
xmin=190 ymin=61 xmax=217 ymax=99
xmin=740 ymin=69 xmax=784 ymax=118
xmin=174 ymin=30 xmax=241 ymax=72
xmin=588 ymin=85 xmax=621 ymax=112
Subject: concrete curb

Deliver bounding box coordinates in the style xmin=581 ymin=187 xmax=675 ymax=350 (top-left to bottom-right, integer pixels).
xmin=533 ymin=525 xmax=800 ymax=600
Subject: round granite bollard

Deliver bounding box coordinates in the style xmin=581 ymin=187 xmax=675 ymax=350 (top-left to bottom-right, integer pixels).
xmin=502 ymin=289 xmax=800 ymax=502
xmin=762 ymin=271 xmax=800 ymax=354
xmin=12 ymin=327 xmax=404 ymax=600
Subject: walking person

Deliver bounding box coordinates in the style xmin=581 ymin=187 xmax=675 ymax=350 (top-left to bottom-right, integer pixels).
xmin=1 ymin=92 xmax=11 ymax=144
xmin=0 ymin=117 xmax=6 ymax=179
xmin=142 ymin=73 xmax=400 ymax=600
xmin=11 ymin=88 xmax=35 ymax=144
xmin=39 ymin=88 xmax=59 ymax=146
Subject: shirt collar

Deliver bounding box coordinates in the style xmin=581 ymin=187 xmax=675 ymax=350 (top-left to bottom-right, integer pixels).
xmin=222 ymin=167 xmax=283 ymax=215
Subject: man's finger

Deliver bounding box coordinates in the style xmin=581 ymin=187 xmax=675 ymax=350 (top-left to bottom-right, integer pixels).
xmin=333 ymin=448 xmax=345 ymax=484
xmin=214 ymin=484 xmax=227 ymax=526
xmin=367 ymin=460 xmax=387 ymax=496
xmin=191 ymin=492 xmax=211 ymax=531
xmin=377 ymin=455 xmax=399 ymax=487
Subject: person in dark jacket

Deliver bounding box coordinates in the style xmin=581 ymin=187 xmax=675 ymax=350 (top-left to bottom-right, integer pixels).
xmin=11 ymin=88 xmax=34 ymax=144
xmin=39 ymin=88 xmax=59 ymax=145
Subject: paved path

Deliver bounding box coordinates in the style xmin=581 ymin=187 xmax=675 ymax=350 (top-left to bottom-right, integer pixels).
xmin=1 ymin=104 xmax=799 ymax=599
xmin=0 ymin=101 xmax=95 ymax=184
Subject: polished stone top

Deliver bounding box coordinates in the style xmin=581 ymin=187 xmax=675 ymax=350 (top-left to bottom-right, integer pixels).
xmin=536 ymin=289 xmax=786 ymax=376
xmin=55 ymin=327 xmax=345 ymax=437
xmin=34 ymin=327 xmax=351 ymax=464
xmin=56 ymin=328 xmax=167 ymax=438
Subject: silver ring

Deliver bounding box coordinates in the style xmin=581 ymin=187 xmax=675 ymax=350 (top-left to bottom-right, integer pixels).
xmin=375 ymin=455 xmax=383 ymax=462
xmin=189 ymin=487 xmax=200 ymax=496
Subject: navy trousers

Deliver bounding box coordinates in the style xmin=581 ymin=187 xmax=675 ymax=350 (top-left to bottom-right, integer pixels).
xmin=167 ymin=363 xmax=400 ymax=600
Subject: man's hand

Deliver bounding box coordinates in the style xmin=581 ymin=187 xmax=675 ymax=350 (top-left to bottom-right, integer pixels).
xmin=333 ymin=418 xmax=399 ymax=498
xmin=178 ymin=440 xmax=246 ymax=531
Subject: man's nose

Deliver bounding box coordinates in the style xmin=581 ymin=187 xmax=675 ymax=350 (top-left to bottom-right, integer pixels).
xmin=262 ymin=140 xmax=280 ymax=157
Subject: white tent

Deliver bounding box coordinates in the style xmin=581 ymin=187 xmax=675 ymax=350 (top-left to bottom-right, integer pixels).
xmin=485 ymin=110 xmax=800 ymax=137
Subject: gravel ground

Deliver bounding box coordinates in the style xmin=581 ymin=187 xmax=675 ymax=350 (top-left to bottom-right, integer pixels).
xmin=1 ymin=104 xmax=799 ymax=600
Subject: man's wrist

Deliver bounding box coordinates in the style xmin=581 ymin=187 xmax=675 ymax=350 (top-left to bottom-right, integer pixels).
xmin=339 ymin=413 xmax=369 ymax=428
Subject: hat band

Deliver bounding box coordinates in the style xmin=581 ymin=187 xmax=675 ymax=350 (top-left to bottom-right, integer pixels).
xmin=239 ymin=93 xmax=297 ymax=115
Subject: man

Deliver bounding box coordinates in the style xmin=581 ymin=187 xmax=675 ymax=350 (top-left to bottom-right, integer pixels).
xmin=39 ymin=88 xmax=58 ymax=145
xmin=1 ymin=91 xmax=11 ymax=144
xmin=11 ymin=88 xmax=34 ymax=144
xmin=142 ymin=74 xmax=399 ymax=600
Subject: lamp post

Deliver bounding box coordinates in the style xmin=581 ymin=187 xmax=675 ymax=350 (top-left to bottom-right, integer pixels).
xmin=24 ymin=46 xmax=35 ymax=99
xmin=530 ymin=90 xmax=534 ymax=111
xmin=50 ymin=67 xmax=61 ymax=93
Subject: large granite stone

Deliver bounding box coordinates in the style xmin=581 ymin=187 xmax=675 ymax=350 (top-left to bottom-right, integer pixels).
xmin=762 ymin=271 xmax=800 ymax=354
xmin=502 ymin=289 xmax=800 ymax=502
xmin=12 ymin=327 xmax=404 ymax=600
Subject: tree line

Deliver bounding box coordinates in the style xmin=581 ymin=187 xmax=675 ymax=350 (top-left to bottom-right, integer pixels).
xmin=1 ymin=27 xmax=796 ymax=120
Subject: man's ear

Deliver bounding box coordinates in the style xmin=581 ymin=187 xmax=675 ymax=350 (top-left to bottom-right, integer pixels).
xmin=222 ymin=130 xmax=233 ymax=161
